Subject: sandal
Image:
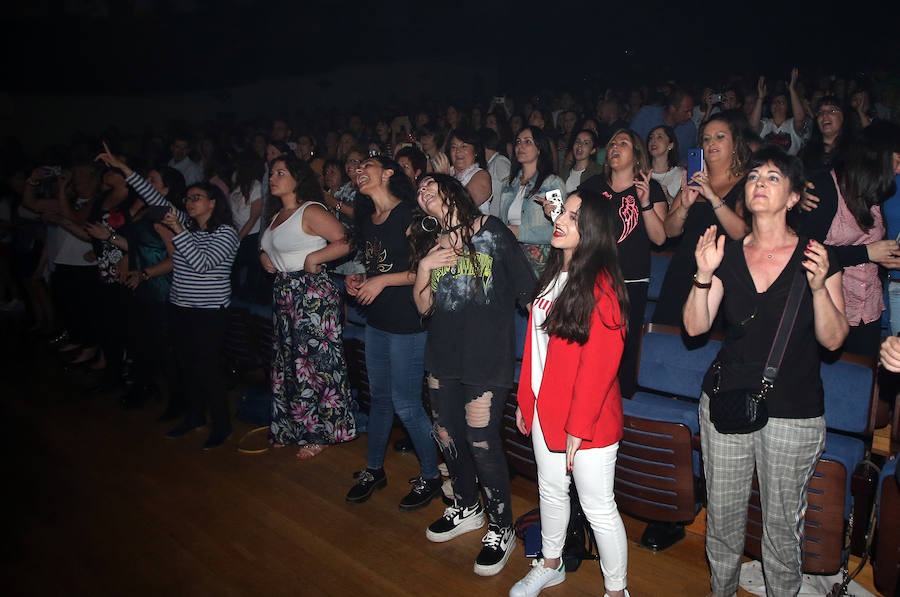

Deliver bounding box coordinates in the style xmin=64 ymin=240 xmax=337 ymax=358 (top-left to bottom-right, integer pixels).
xmin=296 ymin=444 xmax=326 ymax=460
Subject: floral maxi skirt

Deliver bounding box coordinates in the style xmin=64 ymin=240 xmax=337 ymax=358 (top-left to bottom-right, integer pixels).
xmin=269 ymin=269 xmax=357 ymax=446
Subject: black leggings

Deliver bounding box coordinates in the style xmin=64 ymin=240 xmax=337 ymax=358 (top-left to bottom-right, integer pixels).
xmin=428 ymin=376 xmax=512 ymax=527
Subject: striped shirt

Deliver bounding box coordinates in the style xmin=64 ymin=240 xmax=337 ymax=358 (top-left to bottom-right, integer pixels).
xmin=126 ymin=172 xmax=239 ymax=308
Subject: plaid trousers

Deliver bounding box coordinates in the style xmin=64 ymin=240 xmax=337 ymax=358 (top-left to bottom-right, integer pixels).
xmin=699 ymin=393 xmax=826 ymax=597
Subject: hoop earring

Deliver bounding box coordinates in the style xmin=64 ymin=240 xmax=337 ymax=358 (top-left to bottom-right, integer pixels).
xmin=421 ymin=216 xmax=438 ymax=233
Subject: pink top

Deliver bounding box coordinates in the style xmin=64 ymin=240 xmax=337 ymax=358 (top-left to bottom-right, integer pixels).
xmin=824 ymin=171 xmax=884 ymax=325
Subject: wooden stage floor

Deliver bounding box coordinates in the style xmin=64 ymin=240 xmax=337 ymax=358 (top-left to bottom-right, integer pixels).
xmin=1 ymin=330 xmax=881 ymax=596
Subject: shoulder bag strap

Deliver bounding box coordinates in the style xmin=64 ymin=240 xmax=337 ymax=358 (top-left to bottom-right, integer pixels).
xmin=763 ymin=268 xmax=808 ymax=383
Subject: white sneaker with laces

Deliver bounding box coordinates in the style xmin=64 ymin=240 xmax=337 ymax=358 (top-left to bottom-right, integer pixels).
xmin=509 ymin=557 xmax=565 ymax=596
xmin=474 ymin=524 xmax=516 ymax=576
xmin=425 ymin=502 xmax=485 ymax=543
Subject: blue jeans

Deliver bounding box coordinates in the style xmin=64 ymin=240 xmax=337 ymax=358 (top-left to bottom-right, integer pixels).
xmin=364 ymin=326 xmax=438 ymax=479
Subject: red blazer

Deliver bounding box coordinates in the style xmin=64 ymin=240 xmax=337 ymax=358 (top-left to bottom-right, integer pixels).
xmin=517 ymin=276 xmax=625 ymax=452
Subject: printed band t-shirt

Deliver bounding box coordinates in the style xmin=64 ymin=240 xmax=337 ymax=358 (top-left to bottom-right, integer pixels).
xmin=358 ymin=201 xmax=423 ymax=334
xmin=425 ymin=216 xmax=535 ymax=388
xmin=578 ymin=178 xmax=666 ymax=280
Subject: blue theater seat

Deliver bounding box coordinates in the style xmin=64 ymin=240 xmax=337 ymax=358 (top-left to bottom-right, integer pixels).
xmin=744 ymin=352 xmax=879 ymax=575
xmin=614 ymin=323 xmax=719 ymax=550
xmin=873 ymin=457 xmax=899 ymax=596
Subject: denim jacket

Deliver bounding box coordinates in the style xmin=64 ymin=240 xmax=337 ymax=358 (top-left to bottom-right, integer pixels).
xmin=498 ymin=173 xmax=565 ymax=245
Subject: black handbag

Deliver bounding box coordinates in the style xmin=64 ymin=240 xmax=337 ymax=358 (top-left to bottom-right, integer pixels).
xmin=709 ymin=268 xmax=806 ymax=434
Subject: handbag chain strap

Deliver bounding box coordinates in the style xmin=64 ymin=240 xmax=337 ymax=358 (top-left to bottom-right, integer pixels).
xmin=762 ymin=268 xmax=808 ymax=384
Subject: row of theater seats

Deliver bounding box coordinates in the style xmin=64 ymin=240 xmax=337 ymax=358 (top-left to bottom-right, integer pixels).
xmin=224 ymin=265 xmax=899 ymax=595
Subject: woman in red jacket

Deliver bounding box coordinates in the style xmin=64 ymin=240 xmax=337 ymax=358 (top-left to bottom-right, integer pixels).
xmin=511 ymin=187 xmax=630 ymax=597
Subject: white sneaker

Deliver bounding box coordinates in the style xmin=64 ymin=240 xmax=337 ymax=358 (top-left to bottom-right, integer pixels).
xmin=604 ymin=590 xmax=630 ymax=597
xmin=509 ymin=557 xmax=565 ymax=596
xmin=425 ymin=502 xmax=485 ymax=543
xmin=474 ymin=524 xmax=516 ymax=576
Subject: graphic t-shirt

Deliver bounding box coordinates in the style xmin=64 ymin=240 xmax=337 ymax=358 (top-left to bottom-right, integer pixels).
xmin=357 ymin=202 xmax=423 ymax=334
xmin=425 ymin=216 xmax=535 ymax=387
xmin=579 ymin=178 xmax=666 ymax=280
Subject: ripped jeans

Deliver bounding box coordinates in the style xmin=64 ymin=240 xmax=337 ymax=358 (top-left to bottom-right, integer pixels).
xmin=428 ymin=375 xmax=513 ymax=528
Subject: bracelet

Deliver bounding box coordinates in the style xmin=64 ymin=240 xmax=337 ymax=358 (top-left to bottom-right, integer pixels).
xmin=712 ymin=200 xmax=726 ymax=211
xmin=692 ymin=273 xmax=712 ymax=289
xmin=640 ymin=203 xmax=654 ymax=212
xmin=140 ymin=269 xmax=150 ymax=281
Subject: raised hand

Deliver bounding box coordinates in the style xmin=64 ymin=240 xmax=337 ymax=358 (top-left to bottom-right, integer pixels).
xmin=802 ymin=239 xmax=830 ymax=291
xmin=94 ymin=141 xmax=128 ymax=172
xmin=788 ymin=67 xmax=799 ymax=91
xmin=430 ymin=152 xmax=451 ymax=174
xmin=689 ymin=166 xmax=719 ymax=204
xmin=757 ymin=76 xmax=767 ymax=99
xmin=694 ymin=225 xmax=725 ymax=277
xmin=635 ymin=170 xmax=652 ymax=207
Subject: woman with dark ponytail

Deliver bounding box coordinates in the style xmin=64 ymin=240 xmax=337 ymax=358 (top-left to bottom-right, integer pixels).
xmin=511 ymin=188 xmax=630 ymax=597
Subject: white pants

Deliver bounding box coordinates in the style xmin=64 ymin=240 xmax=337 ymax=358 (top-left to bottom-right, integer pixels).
xmin=532 ymin=405 xmax=628 ymax=592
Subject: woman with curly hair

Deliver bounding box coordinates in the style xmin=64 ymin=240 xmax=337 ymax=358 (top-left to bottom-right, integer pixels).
xmin=410 ymin=174 xmax=534 ymax=577
xmin=260 ymin=154 xmax=356 ymax=459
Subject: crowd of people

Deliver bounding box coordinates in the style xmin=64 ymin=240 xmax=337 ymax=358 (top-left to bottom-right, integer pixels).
xmin=2 ymin=67 xmax=900 ymax=596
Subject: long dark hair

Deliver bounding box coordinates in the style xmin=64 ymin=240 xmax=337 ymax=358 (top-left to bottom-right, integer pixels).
xmin=233 ymin=151 xmax=264 ymax=205
xmin=508 ymin=126 xmax=555 ymax=188
xmin=186 ymin=182 xmax=234 ymax=232
xmin=535 ymin=188 xmax=629 ymax=344
xmin=835 ymin=121 xmax=900 ymax=231
xmin=801 ymin=95 xmax=854 ymax=173
xmin=266 ymin=154 xmax=324 ymax=220
xmin=408 ymin=174 xmax=484 ymax=306
xmin=156 ymin=166 xmax=186 ymax=211
xmin=354 ymin=155 xmax=416 ymax=231
xmin=647 ymin=125 xmax=680 ymax=170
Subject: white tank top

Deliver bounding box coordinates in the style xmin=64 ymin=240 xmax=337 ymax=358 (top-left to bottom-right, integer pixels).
xmin=260 ymin=202 xmax=327 ymax=273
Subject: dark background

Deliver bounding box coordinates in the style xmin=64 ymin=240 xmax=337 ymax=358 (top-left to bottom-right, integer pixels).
xmin=4 ymin=0 xmax=898 ymax=95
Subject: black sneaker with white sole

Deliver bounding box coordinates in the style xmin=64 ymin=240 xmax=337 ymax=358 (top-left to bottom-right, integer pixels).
xmin=473 ymin=524 xmax=515 ymax=576
xmin=399 ymin=476 xmax=442 ymax=511
xmin=346 ymin=468 xmax=387 ymax=504
xmin=425 ymin=502 xmax=485 ymax=542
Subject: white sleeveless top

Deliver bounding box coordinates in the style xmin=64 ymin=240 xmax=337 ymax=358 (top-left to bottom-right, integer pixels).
xmin=260 ymin=202 xmax=327 ymax=273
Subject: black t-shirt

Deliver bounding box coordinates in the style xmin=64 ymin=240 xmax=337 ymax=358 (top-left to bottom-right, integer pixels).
xmin=579 ymin=177 xmax=666 ymax=281
xmin=700 ymin=237 xmax=841 ymax=418
xmin=424 ymin=216 xmax=536 ymax=387
xmin=653 ymin=180 xmax=745 ymax=326
xmin=358 ymin=202 xmax=423 ymax=334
